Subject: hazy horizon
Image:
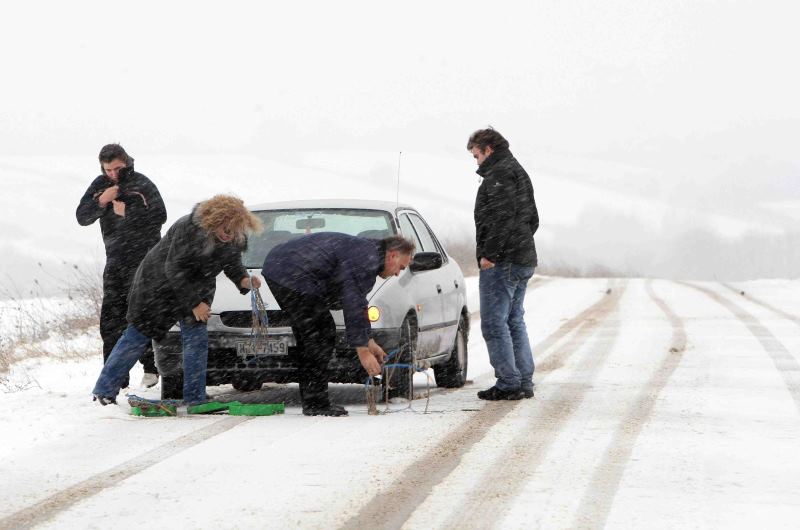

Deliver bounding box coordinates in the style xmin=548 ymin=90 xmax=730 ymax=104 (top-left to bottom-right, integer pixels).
xmin=1 ymin=1 xmax=798 ymax=295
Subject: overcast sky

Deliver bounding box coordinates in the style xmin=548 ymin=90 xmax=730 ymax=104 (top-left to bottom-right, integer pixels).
xmin=1 ymin=0 xmax=798 ymax=284
xmin=3 ymin=2 xmax=797 ymax=161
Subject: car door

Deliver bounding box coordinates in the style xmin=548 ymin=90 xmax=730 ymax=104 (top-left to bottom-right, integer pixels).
xmin=406 ymin=212 xmax=461 ymax=354
xmin=397 ymin=212 xmax=445 ymax=357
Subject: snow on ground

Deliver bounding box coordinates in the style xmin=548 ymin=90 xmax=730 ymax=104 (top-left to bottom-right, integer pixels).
xmin=1 ymin=277 xmax=799 ymax=529
xmin=0 ymin=295 xmax=99 ymax=381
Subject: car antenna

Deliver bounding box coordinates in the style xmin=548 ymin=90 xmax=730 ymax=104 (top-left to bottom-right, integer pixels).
xmin=396 ymin=151 xmax=402 ymax=209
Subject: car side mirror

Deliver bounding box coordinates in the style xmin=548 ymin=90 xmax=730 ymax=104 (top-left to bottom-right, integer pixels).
xmin=409 ymin=252 xmax=443 ymax=272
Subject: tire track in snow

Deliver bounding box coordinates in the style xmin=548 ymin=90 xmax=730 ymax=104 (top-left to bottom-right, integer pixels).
xmin=414 ymin=276 xmax=550 ymax=404
xmin=679 ymin=281 xmax=800 ymax=415
xmin=339 ymin=280 xmax=622 ymax=530
xmin=441 ymin=281 xmax=627 ymax=530
xmin=0 ymin=275 xmax=553 ymax=529
xmin=571 ymin=280 xmax=688 ymax=529
xmin=0 ymin=416 xmax=252 ymax=530
xmin=721 ymin=283 xmax=800 ymax=328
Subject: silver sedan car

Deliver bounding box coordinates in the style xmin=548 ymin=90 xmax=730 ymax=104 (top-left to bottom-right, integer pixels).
xmin=155 ymin=199 xmax=469 ymax=399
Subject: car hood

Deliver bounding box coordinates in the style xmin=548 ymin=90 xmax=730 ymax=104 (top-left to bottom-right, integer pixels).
xmin=211 ymin=269 xmax=392 ymax=314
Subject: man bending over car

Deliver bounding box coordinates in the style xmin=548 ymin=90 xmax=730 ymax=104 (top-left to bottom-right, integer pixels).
xmin=262 ymin=233 xmax=415 ymax=417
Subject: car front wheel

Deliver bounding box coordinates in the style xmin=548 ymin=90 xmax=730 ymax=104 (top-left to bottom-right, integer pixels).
xmin=383 ymin=317 xmax=416 ymax=400
xmin=232 ymin=376 xmax=263 ymax=393
xmin=434 ymin=315 xmax=468 ymax=388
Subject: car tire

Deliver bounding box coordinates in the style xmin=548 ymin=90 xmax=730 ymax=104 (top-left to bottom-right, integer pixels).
xmin=434 ymin=315 xmax=468 ymax=388
xmin=232 ymin=376 xmax=263 ymax=393
xmin=161 ymin=373 xmax=183 ymax=400
xmin=384 ymin=317 xmax=416 ymax=400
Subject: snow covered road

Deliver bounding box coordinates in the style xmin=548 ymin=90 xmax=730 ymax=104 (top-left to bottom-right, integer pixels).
xmin=1 ymin=278 xmax=799 ymax=529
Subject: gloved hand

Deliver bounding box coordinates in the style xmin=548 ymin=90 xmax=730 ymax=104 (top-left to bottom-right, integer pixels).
xmin=118 ymin=166 xmax=133 ymax=180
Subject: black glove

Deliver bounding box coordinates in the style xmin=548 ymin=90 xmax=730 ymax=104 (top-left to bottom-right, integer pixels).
xmin=118 ymin=165 xmax=133 ymax=180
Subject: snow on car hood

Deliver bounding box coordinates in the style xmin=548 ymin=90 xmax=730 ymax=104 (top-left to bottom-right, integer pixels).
xmin=210 ymin=270 xmax=388 ymax=315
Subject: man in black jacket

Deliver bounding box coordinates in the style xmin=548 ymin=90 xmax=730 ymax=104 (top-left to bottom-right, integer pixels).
xmin=76 ymin=144 xmax=166 ymax=388
xmin=92 ymin=195 xmax=263 ymax=405
xmin=262 ymin=233 xmax=414 ymax=416
xmin=468 ymin=128 xmax=539 ymax=401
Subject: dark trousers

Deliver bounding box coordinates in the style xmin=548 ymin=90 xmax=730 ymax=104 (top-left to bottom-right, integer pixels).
xmin=101 ymin=258 xmax=156 ymax=380
xmin=266 ymin=279 xmax=336 ymax=406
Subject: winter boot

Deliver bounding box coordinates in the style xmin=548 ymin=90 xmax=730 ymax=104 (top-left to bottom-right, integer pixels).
xmin=477 ymin=386 xmax=524 ymax=401
xmin=93 ymin=394 xmax=117 ymax=406
xmin=302 ymin=401 xmax=348 ymax=417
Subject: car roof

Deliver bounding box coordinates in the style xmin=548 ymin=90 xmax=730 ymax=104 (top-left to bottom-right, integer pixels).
xmin=247 ymin=198 xmax=416 ymax=213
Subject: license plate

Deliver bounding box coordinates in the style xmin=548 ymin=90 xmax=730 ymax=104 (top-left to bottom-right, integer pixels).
xmin=236 ymin=339 xmax=289 ymax=357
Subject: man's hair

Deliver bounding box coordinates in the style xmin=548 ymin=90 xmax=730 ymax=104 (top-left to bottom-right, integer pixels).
xmin=466 ymin=127 xmax=510 ymax=152
xmin=196 ymin=195 xmax=263 ymax=244
xmin=381 ymin=235 xmax=416 ymax=255
xmin=99 ymin=143 xmax=133 ymax=166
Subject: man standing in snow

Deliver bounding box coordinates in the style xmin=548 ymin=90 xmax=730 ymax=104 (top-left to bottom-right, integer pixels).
xmin=468 ymin=127 xmax=539 ymax=400
xmin=76 ymin=144 xmax=167 ymax=389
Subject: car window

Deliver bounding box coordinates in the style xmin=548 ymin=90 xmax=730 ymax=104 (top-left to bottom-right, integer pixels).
xmin=398 ymin=214 xmax=422 ymax=255
xmin=243 ymin=208 xmax=395 ymax=267
xmin=407 ymin=214 xmax=439 ymax=254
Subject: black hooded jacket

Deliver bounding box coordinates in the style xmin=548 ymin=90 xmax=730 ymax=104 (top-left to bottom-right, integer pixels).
xmin=76 ymin=168 xmax=167 ymax=259
xmin=474 ymin=148 xmax=539 ymax=267
xmin=126 ymin=208 xmax=250 ymax=340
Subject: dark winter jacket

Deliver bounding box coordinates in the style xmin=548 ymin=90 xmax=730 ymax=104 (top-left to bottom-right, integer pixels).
xmin=474 ymin=148 xmax=539 ymax=267
xmin=261 ymin=232 xmax=383 ymax=347
xmin=76 ymin=168 xmax=167 ymax=259
xmin=127 ymin=208 xmax=250 ymax=340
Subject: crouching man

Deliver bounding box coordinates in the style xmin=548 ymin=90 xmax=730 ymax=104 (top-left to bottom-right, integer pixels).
xmin=262 ymin=233 xmax=415 ymax=416
xmin=92 ymin=195 xmax=263 ymax=406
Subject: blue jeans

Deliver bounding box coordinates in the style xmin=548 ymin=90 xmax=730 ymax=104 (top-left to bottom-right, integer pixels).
xmin=92 ymin=319 xmax=209 ymax=405
xmin=178 ymin=318 xmax=209 ymax=405
xmin=479 ymin=263 xmax=535 ymax=392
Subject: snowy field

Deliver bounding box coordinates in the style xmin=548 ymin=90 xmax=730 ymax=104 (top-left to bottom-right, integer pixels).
xmin=3 ymin=149 xmax=795 ymax=299
xmin=1 ymin=276 xmax=799 ymax=529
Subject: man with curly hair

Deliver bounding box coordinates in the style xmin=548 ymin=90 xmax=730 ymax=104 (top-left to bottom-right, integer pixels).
xmin=92 ymin=195 xmax=263 ymax=406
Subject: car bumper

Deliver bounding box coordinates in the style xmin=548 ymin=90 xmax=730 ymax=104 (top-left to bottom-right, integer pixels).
xmin=154 ymin=327 xmax=402 ymax=386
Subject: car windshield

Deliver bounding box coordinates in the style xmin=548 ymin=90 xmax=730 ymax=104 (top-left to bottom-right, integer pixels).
xmin=243 ymin=208 xmax=396 ymax=268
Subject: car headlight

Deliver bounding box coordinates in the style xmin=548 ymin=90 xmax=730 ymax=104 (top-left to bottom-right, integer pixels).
xmin=367 ymin=306 xmax=380 ymax=322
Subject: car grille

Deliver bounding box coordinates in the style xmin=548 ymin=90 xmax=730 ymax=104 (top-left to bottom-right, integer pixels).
xmin=219 ymin=310 xmax=293 ymax=328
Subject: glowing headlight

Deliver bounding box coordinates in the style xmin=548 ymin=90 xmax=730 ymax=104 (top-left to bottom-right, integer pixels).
xmin=367 ymin=306 xmax=381 ymax=322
